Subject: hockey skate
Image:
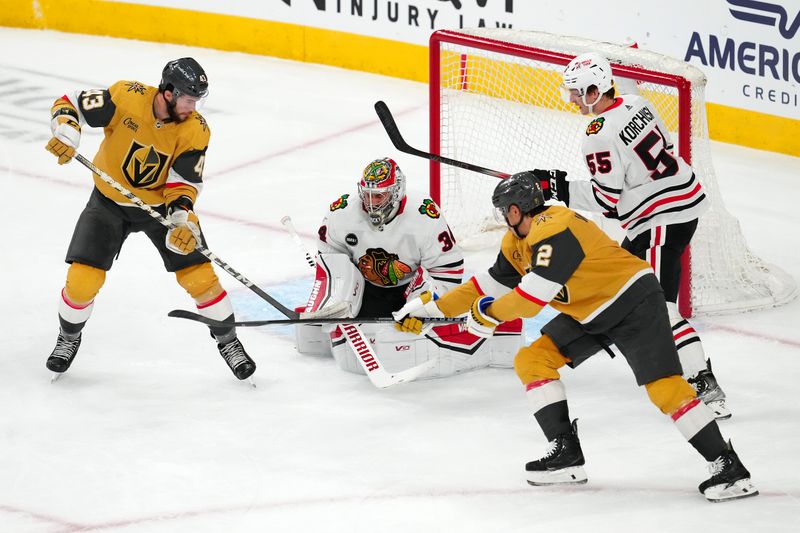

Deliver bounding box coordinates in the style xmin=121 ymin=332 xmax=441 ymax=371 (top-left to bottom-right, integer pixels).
xmin=699 ymin=441 xmax=758 ymax=502
xmin=218 ymin=337 xmax=256 ymax=380
xmin=46 ymin=331 xmax=82 ymax=374
xmin=526 ymin=419 xmax=588 ymax=486
xmin=688 ymin=359 xmax=731 ymax=420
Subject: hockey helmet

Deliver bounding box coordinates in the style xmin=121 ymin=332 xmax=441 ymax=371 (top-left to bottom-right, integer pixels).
xmin=492 ymin=171 xmax=546 ymax=223
xmin=358 ymin=158 xmax=406 ymax=229
xmin=562 ymin=52 xmax=613 ymax=106
xmin=159 ymin=57 xmax=209 ymax=99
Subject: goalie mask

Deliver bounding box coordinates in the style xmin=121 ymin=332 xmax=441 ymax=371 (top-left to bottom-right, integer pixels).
xmin=359 ymin=158 xmax=406 ymax=229
xmin=562 ymin=52 xmax=613 ymax=110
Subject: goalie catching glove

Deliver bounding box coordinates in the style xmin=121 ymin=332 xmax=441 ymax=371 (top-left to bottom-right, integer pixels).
xmin=467 ymin=296 xmax=501 ymax=338
xmin=165 ymin=198 xmax=202 ymax=255
xmin=45 ymin=106 xmax=82 ymax=165
xmin=531 ymin=169 xmax=569 ymax=204
xmin=393 ymin=291 xmax=444 ymax=335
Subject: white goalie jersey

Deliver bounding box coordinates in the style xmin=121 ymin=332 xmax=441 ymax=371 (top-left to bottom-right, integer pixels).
xmin=317 ymin=191 xmax=464 ymax=293
xmin=567 ymin=94 xmax=709 ymax=237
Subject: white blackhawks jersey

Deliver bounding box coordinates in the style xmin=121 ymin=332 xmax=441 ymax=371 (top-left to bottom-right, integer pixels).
xmin=317 ymin=192 xmax=464 ymax=291
xmin=567 ymin=94 xmax=709 ymax=237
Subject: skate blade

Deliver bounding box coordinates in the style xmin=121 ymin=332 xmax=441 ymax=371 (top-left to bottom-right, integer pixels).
xmin=704 ymin=479 xmax=759 ymax=502
xmin=707 ymin=399 xmax=732 ymax=420
xmin=527 ymin=466 xmax=588 ymax=486
xmin=246 ymin=377 xmax=257 ymax=389
xmin=50 ymin=372 xmax=65 ymax=383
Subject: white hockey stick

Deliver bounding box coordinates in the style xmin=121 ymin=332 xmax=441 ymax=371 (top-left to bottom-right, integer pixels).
xmin=280 ymin=215 xmax=439 ymax=388
xmin=280 ymin=215 xmax=316 ymax=269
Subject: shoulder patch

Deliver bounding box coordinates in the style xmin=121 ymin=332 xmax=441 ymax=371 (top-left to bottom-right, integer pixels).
xmin=193 ymin=113 xmax=209 ymax=132
xmin=418 ymin=199 xmax=440 ymax=219
xmin=586 ymin=117 xmax=605 ymax=135
xmin=329 ymin=194 xmax=349 ymax=212
xmin=124 ymin=81 xmax=147 ymax=95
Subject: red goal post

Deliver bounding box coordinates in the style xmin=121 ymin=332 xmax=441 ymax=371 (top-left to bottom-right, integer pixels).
xmin=429 ymin=29 xmax=796 ymax=317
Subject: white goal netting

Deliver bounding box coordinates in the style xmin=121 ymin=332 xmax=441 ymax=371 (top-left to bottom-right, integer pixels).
xmin=431 ymin=29 xmax=796 ymax=316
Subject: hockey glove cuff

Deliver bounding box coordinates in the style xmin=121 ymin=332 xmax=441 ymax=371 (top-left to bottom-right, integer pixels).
xmin=467 ymin=296 xmax=500 ymax=338
xmin=532 ymin=169 xmax=569 ymax=205
xmin=46 ymin=111 xmax=82 ymax=165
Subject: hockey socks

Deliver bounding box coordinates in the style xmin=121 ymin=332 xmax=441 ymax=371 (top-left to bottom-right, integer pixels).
xmin=671 ymin=398 xmax=726 ymax=461
xmin=197 ymin=291 xmax=236 ymax=343
xmin=526 ymin=379 xmax=571 ymax=441
xmin=58 ymin=287 xmax=94 ymax=336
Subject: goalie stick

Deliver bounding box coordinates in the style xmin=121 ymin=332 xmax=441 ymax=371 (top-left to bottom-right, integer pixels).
xmin=373 ymin=101 xmax=510 ymax=179
xmin=73 ymin=153 xmax=298 ymax=319
xmin=278 ymin=216 xmax=447 ymax=388
xmin=168 ymin=309 xmax=464 ymax=328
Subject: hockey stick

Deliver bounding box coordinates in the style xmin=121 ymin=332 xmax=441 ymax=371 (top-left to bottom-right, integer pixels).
xmin=73 ymin=153 xmax=298 ymax=319
xmin=278 ymin=218 xmax=445 ymax=388
xmin=373 ymin=101 xmax=510 ymax=179
xmin=280 ymin=215 xmax=316 ymax=269
xmin=168 ymin=309 xmax=464 ymax=328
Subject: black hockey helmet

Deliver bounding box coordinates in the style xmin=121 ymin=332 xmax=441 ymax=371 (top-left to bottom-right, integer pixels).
xmin=159 ymin=57 xmax=208 ymax=98
xmin=492 ymin=171 xmax=546 ymax=218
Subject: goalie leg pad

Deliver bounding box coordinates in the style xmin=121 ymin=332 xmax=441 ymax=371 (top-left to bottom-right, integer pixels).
xmin=645 ymin=374 xmax=697 ymax=415
xmin=175 ymin=263 xmax=222 ymax=300
xmin=514 ymin=334 xmax=571 ymax=385
xmin=65 ymin=262 xmax=106 ymax=303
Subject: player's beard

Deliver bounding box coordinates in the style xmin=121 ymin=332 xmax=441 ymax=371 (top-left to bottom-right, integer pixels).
xmin=166 ymin=96 xmax=187 ymax=123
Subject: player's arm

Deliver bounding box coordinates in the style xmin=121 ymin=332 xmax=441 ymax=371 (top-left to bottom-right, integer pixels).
xmin=485 ymin=228 xmax=585 ymax=322
xmin=45 ymin=87 xmax=117 ymax=164
xmin=568 ymin=134 xmax=625 ymax=216
xmin=420 ymin=217 xmax=464 ymax=295
xmin=164 ymin=121 xmax=209 ymax=255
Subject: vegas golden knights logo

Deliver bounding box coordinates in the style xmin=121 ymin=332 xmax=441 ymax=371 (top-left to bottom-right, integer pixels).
xmin=122 ymin=142 xmax=169 ymax=187
xmin=553 ymin=286 xmax=570 ymax=304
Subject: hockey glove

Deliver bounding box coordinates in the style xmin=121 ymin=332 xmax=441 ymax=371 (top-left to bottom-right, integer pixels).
xmin=467 ymin=296 xmax=501 ymax=338
xmin=393 ymin=291 xmax=444 ymax=335
xmin=166 ymin=205 xmax=202 ymax=255
xmin=532 ymin=169 xmax=569 ymax=205
xmin=46 ymin=112 xmax=81 ymax=165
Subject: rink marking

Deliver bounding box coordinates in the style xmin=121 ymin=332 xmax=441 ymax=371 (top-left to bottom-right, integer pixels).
xmin=1 ymin=485 xmax=788 ymax=532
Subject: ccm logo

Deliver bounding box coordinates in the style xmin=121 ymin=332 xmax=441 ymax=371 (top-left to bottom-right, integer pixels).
xmin=395 ymin=345 xmax=411 ymax=351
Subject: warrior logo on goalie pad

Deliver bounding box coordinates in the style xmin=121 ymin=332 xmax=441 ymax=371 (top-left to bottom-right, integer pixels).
xmin=357 ymin=247 xmax=412 ymax=286
xmin=122 ymin=141 xmax=169 ymax=187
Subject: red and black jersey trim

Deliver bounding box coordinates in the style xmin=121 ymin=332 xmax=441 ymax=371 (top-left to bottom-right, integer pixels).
xmin=618 ymin=173 xmax=705 ymax=232
xmin=429 ymin=259 xmax=464 ymax=284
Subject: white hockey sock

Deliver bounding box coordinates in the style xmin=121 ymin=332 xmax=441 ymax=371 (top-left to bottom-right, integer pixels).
xmin=59 ymin=288 xmax=94 ymax=331
xmin=525 ymin=378 xmax=567 ymax=414
xmin=196 ymin=291 xmax=234 ymax=321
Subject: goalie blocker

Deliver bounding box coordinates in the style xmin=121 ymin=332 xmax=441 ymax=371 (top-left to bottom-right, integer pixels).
xmin=295 ymin=252 xmax=523 ymax=378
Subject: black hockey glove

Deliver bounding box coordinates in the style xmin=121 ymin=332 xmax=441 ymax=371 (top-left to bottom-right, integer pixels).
xmin=532 ymin=169 xmax=569 ymax=205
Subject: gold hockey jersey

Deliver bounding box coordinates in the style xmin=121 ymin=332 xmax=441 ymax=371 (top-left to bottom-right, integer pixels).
xmin=51 ymin=80 xmax=209 ymax=208
xmin=437 ymin=206 xmax=660 ymax=332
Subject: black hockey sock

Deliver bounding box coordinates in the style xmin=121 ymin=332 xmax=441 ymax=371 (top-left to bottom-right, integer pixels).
xmin=535 ymin=400 xmax=572 ymax=441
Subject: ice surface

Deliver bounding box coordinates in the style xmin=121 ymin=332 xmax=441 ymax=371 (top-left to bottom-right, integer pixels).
xmin=1 ymin=27 xmax=798 ymax=532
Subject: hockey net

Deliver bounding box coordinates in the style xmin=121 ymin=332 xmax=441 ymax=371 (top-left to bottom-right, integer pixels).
xmin=430 ymin=29 xmax=796 ymax=317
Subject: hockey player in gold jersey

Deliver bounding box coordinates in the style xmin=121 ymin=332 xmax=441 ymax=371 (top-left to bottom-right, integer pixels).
xmin=44 ymin=57 xmax=255 ymax=381
xmin=394 ymin=172 xmax=757 ymax=502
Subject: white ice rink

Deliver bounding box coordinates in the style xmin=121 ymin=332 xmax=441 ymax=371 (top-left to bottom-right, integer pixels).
xmin=1 ymin=27 xmax=799 ymax=532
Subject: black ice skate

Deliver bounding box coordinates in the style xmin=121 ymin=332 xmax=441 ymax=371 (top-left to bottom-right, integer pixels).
xmin=688 ymin=359 xmax=731 ymax=420
xmin=218 ymin=337 xmax=256 ymax=380
xmin=526 ymin=419 xmax=587 ymax=485
xmin=46 ymin=331 xmax=82 ymax=373
xmin=699 ymin=441 xmax=758 ymax=502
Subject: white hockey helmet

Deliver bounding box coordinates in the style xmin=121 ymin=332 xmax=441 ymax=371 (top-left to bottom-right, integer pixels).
xmin=359 ymin=158 xmax=406 ymax=229
xmin=562 ymin=52 xmax=614 ymax=106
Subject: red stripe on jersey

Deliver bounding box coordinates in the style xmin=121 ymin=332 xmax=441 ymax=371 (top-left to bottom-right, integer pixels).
xmin=61 ymin=288 xmax=92 ymax=309
xmin=622 ymin=183 xmax=703 ymax=228
xmin=671 ymin=398 xmax=701 ymax=421
xmin=430 ymin=268 xmax=465 ymax=275
xmin=470 ymin=276 xmax=485 ymax=296
xmin=526 ymin=378 xmax=553 ymax=391
xmin=514 ymin=286 xmax=548 ymax=306
xmin=674 ymin=328 xmax=696 ymax=341
xmin=592 ymin=184 xmax=619 ymax=204
xmin=165 ymin=182 xmax=187 ymax=188
xmin=197 ymin=291 xmax=228 ymax=309
xmin=61 ymin=94 xmax=74 ymax=106
xmin=649 ymin=226 xmax=662 ymax=271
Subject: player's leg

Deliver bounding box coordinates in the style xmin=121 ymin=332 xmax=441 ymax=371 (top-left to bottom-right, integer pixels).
xmin=609 ymin=291 xmax=756 ymax=501
xmin=517 ymin=314 xmax=606 ymax=485
xmin=48 ymin=190 xmax=124 ymax=373
xmin=146 ymin=223 xmax=255 ymax=380
xmin=622 ymin=221 xmax=730 ymax=419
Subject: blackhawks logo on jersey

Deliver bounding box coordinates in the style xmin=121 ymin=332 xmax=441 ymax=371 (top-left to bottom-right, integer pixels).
xmin=121 ymin=141 xmax=169 ymax=188
xmin=586 ymin=117 xmax=605 ymax=135
xmin=357 ymin=248 xmax=412 ymax=286
xmin=329 ymin=194 xmax=349 ymax=212
xmin=418 ymin=199 xmax=440 ymax=219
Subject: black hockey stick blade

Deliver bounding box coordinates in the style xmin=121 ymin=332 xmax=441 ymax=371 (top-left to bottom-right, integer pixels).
xmin=373 ymin=100 xmax=510 ymax=179
xmin=168 ymin=309 xmax=465 ymax=328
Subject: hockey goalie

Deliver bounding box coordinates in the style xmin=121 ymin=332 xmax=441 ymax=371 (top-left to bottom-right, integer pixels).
xmin=294 ymin=157 xmax=523 ymax=380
